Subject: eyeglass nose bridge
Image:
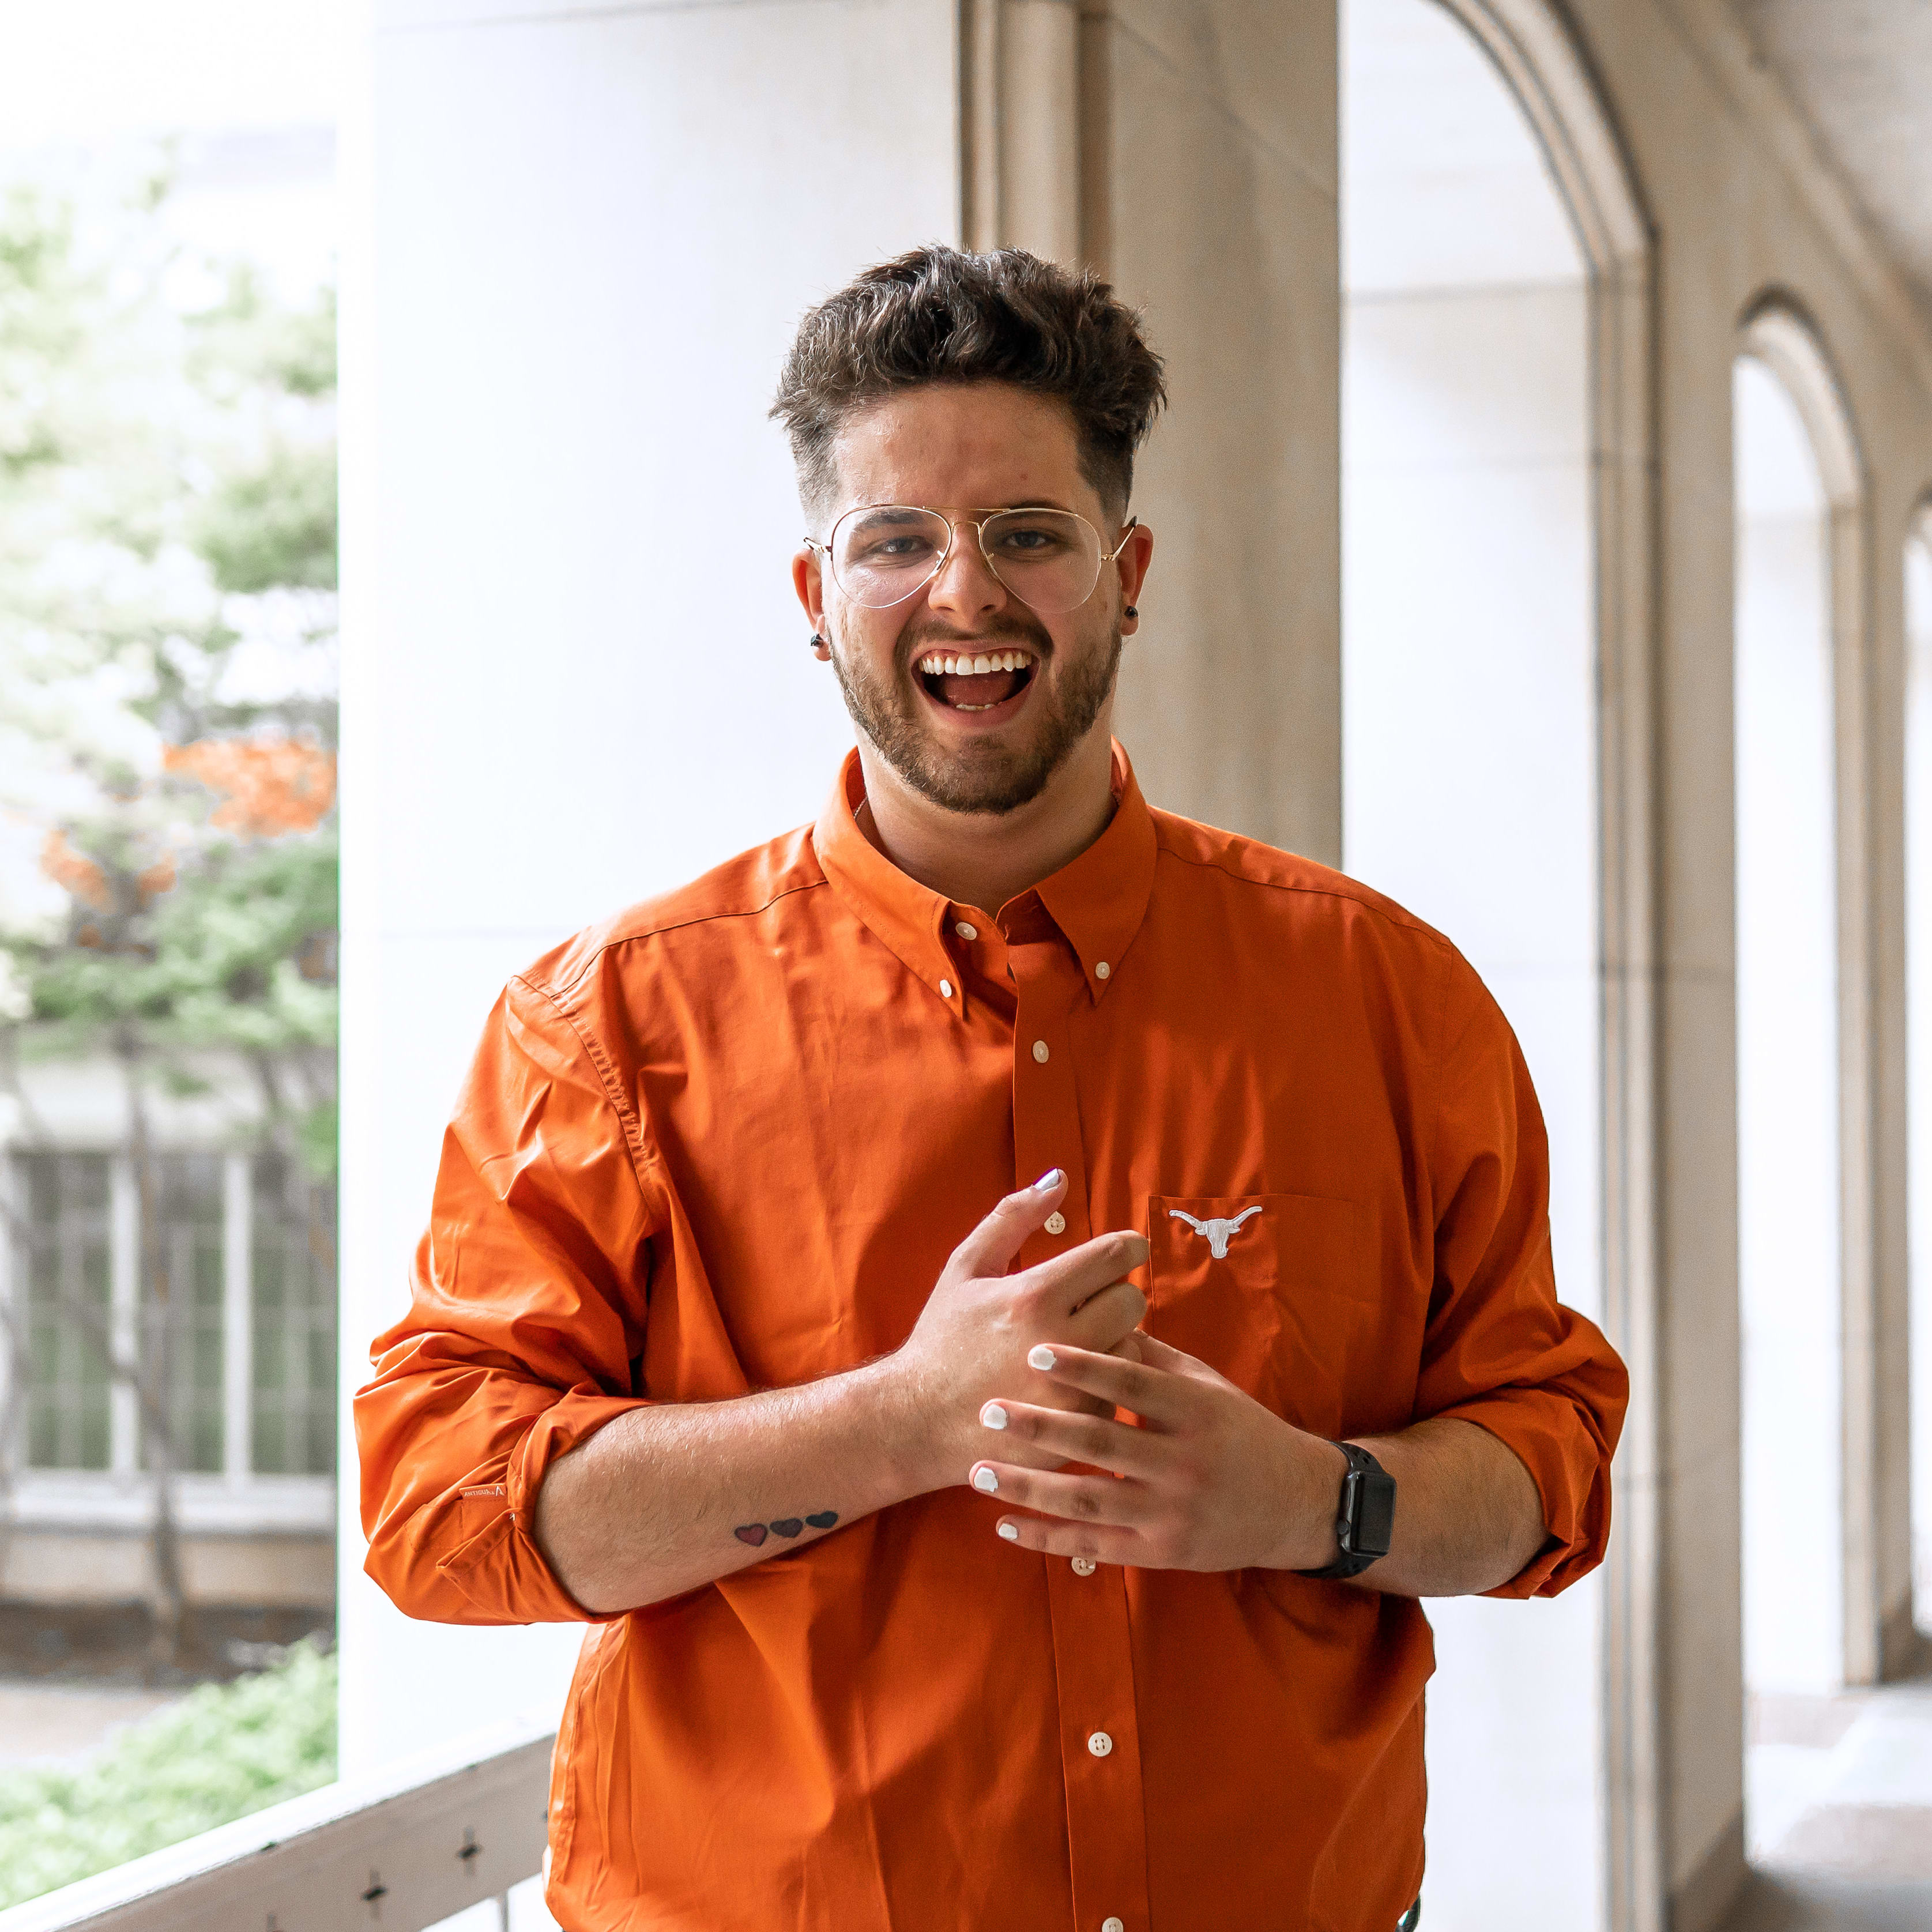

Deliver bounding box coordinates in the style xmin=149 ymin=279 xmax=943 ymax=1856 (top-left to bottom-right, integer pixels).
xmin=927 ymin=511 xmax=1012 ymax=604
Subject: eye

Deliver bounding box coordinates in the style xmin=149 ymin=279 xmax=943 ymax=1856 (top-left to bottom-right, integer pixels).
xmin=995 ymin=525 xmax=1069 ymax=556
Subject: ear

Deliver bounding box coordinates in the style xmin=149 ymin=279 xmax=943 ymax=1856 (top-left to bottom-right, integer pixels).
xmin=792 ymin=547 xmax=833 ymax=658
xmin=1114 ymin=521 xmax=1155 ymax=635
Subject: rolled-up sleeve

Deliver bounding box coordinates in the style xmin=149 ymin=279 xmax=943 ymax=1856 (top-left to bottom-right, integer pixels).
xmin=1413 ymin=956 xmax=1629 ymax=1599
xmin=355 ymin=973 xmax=658 ymax=1625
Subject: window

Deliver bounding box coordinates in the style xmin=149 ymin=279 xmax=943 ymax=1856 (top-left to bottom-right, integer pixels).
xmin=6 ymin=1148 xmax=336 ymax=1482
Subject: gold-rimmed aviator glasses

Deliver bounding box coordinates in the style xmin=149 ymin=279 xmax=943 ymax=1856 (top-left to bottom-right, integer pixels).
xmin=807 ymin=504 xmax=1138 ymax=615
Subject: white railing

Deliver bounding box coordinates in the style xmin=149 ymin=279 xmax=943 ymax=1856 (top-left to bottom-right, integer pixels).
xmin=0 ymin=1718 xmax=555 ymax=1932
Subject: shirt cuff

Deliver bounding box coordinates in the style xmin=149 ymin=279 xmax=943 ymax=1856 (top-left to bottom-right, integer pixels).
xmin=1430 ymin=1389 xmax=1611 ymax=1600
xmin=439 ymin=1389 xmax=649 ymax=1625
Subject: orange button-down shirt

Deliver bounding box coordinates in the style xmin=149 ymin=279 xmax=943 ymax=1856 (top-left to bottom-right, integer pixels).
xmin=357 ymin=745 xmax=1626 ymax=1932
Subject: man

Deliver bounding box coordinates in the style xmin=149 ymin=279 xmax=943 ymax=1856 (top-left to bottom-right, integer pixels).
xmin=358 ymin=246 xmax=1627 ymax=1932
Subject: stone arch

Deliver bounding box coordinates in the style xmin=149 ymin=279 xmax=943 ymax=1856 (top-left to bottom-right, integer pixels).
xmin=1426 ymin=4 xmax=1664 ymax=1925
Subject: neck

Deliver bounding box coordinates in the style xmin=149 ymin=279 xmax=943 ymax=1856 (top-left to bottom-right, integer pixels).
xmin=852 ymin=724 xmax=1118 ymax=915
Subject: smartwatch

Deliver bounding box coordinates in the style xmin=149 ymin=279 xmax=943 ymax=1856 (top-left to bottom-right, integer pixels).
xmin=1298 ymin=1442 xmax=1396 ymax=1579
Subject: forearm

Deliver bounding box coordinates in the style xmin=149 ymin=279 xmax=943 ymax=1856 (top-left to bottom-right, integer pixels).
xmin=533 ymin=1359 xmax=927 ymax=1614
xmin=1343 ymin=1415 xmax=1547 ymax=1597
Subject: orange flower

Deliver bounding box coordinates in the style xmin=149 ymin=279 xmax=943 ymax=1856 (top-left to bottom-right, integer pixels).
xmin=40 ymin=830 xmax=112 ymax=910
xmin=40 ymin=831 xmax=179 ymax=912
xmin=164 ymin=737 xmax=337 ymax=837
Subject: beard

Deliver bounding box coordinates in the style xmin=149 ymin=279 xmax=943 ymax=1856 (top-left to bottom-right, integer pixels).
xmin=828 ymin=611 xmax=1123 ymax=816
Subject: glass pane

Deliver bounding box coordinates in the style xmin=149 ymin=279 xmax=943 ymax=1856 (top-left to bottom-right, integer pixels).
xmin=142 ymin=1153 xmax=225 ymax=1475
xmin=251 ymin=1157 xmax=337 ymax=1476
xmin=16 ymin=1153 xmax=114 ymax=1471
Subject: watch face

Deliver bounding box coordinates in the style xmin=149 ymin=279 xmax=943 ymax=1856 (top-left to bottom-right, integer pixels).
xmin=1356 ymin=1471 xmax=1397 ymax=1557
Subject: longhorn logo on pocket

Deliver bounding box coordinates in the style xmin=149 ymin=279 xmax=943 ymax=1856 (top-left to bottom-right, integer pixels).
xmin=1168 ymin=1205 xmax=1263 ymax=1259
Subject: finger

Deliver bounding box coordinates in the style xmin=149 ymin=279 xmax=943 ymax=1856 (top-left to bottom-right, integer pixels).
xmin=1023 ymin=1342 xmax=1185 ymax=1425
xmin=1123 ymin=1331 xmax=1211 ymax=1376
xmin=1028 ymin=1229 xmax=1151 ymax=1315
xmin=991 ymin=1513 xmax=1143 ymax=1566
xmin=967 ymin=1459 xmax=1153 ymax=1528
xmin=978 ymin=1399 xmax=1166 ymax=1479
xmin=1063 ymin=1279 xmax=1147 ymax=1353
xmin=948 ymin=1169 xmax=1069 ymax=1278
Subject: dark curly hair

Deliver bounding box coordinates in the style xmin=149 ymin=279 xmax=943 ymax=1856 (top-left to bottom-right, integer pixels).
xmin=771 ymin=245 xmax=1167 ymax=528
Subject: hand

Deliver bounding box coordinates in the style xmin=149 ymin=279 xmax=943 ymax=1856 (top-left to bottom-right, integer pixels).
xmin=890 ymin=1171 xmax=1149 ymax=1493
xmin=967 ymin=1331 xmax=1350 ymax=1572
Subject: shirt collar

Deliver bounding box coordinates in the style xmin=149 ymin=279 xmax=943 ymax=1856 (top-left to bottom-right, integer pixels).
xmin=813 ymin=741 xmax=1157 ymax=1010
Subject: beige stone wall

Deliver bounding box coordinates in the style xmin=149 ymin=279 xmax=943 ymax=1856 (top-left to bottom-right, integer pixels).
xmin=1087 ymin=0 xmax=1342 ymax=865
xmin=1561 ymin=3 xmax=1932 ymax=1922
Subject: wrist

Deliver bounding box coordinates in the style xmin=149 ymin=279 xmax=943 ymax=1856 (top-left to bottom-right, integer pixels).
xmin=1275 ymin=1433 xmax=1350 ymax=1571
xmin=856 ymin=1352 xmax=947 ymax=1501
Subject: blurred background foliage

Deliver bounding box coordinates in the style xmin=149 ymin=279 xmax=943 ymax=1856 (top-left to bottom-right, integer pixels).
xmin=0 ymin=163 xmax=338 ymax=1177
xmin=0 ymin=1641 xmax=337 ymax=1908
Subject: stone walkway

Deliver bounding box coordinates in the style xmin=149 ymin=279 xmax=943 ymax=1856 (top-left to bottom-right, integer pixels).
xmin=1723 ymin=1666 xmax=1932 ymax=1930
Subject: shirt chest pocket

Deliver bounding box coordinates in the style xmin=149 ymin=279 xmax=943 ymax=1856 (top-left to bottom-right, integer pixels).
xmin=1145 ymin=1192 xmax=1373 ymax=1438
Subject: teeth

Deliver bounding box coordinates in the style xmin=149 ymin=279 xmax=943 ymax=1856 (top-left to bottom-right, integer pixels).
xmin=916 ymin=649 xmax=1034 ymax=679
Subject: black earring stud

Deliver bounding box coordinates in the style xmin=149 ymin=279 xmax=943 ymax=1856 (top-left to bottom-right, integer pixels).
xmin=1124 ymin=606 xmax=1139 ymax=619
xmin=809 ymin=632 xmax=827 ymax=650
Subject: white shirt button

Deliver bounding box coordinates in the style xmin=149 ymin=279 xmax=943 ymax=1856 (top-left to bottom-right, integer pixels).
xmin=1103 ymin=1919 xmax=1125 ymax=1932
xmin=1071 ymin=1556 xmax=1096 ymax=1576
xmin=939 ymin=979 xmax=953 ymax=999
xmin=955 ymin=921 xmax=978 ymax=940
xmin=1044 ymin=1211 xmax=1067 ymax=1236
xmin=1087 ymin=1730 xmax=1113 ymax=1757
xmin=1095 ymin=961 xmax=1110 ymax=980
xmin=1032 ymin=1040 xmax=1049 ymax=1063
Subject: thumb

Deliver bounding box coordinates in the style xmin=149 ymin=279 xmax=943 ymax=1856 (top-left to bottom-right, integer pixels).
xmin=949 ymin=1169 xmax=1068 ymax=1278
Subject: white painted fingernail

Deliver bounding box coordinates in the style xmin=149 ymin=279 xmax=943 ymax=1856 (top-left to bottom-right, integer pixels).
xmin=971 ymin=1466 xmax=1000 ymax=1493
xmin=981 ymin=1403 xmax=1009 ymax=1430
xmin=1033 ymin=1169 xmax=1064 ymax=1192
xmin=1027 ymin=1345 xmax=1056 ymax=1371
xmin=997 ymin=1521 xmax=1020 ymax=1541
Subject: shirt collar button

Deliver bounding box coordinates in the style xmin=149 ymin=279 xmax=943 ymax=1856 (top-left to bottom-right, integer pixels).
xmin=955 ymin=920 xmax=978 ymax=940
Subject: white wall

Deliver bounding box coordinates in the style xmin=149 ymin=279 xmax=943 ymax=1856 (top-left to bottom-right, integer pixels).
xmin=1732 ymin=355 xmax=1843 ymax=1698
xmin=1342 ymin=2 xmax=1600 ymax=1924
xmin=1907 ymin=518 xmax=1932 ymax=1637
xmin=338 ymin=0 xmax=961 ymax=1773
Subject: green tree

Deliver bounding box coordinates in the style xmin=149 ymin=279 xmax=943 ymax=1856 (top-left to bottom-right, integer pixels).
xmin=0 ymin=167 xmax=338 ymax=1664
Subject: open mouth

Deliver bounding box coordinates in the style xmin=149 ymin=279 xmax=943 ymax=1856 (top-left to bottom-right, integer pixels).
xmin=915 ymin=647 xmax=1038 ymax=713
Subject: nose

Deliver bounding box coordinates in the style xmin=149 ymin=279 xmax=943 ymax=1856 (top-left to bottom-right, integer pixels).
xmin=925 ymin=520 xmax=1008 ymax=621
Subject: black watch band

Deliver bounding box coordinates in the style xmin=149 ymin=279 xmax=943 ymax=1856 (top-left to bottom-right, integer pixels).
xmin=1298 ymin=1442 xmax=1396 ymax=1579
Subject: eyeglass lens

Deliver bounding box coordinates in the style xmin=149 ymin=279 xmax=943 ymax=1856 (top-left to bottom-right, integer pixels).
xmin=828 ymin=506 xmax=1108 ymax=614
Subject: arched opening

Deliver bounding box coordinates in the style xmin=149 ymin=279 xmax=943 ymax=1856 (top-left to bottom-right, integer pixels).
xmin=1731 ymin=303 xmax=1873 ymax=1860
xmin=1341 ymin=1 xmax=1648 ymax=1922
xmin=1734 ymin=348 xmax=1841 ymax=1696
xmin=1907 ymin=504 xmax=1932 ymax=1643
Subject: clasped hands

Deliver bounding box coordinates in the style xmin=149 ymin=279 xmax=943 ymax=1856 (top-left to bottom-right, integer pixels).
xmin=893 ymin=1170 xmax=1348 ymax=1574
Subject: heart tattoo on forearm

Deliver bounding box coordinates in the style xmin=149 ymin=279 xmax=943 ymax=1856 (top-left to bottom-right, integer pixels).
xmin=733 ymin=1510 xmax=839 ymax=1547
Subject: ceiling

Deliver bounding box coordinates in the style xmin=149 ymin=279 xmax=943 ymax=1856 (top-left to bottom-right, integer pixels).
xmin=1733 ymin=0 xmax=1932 ymax=320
